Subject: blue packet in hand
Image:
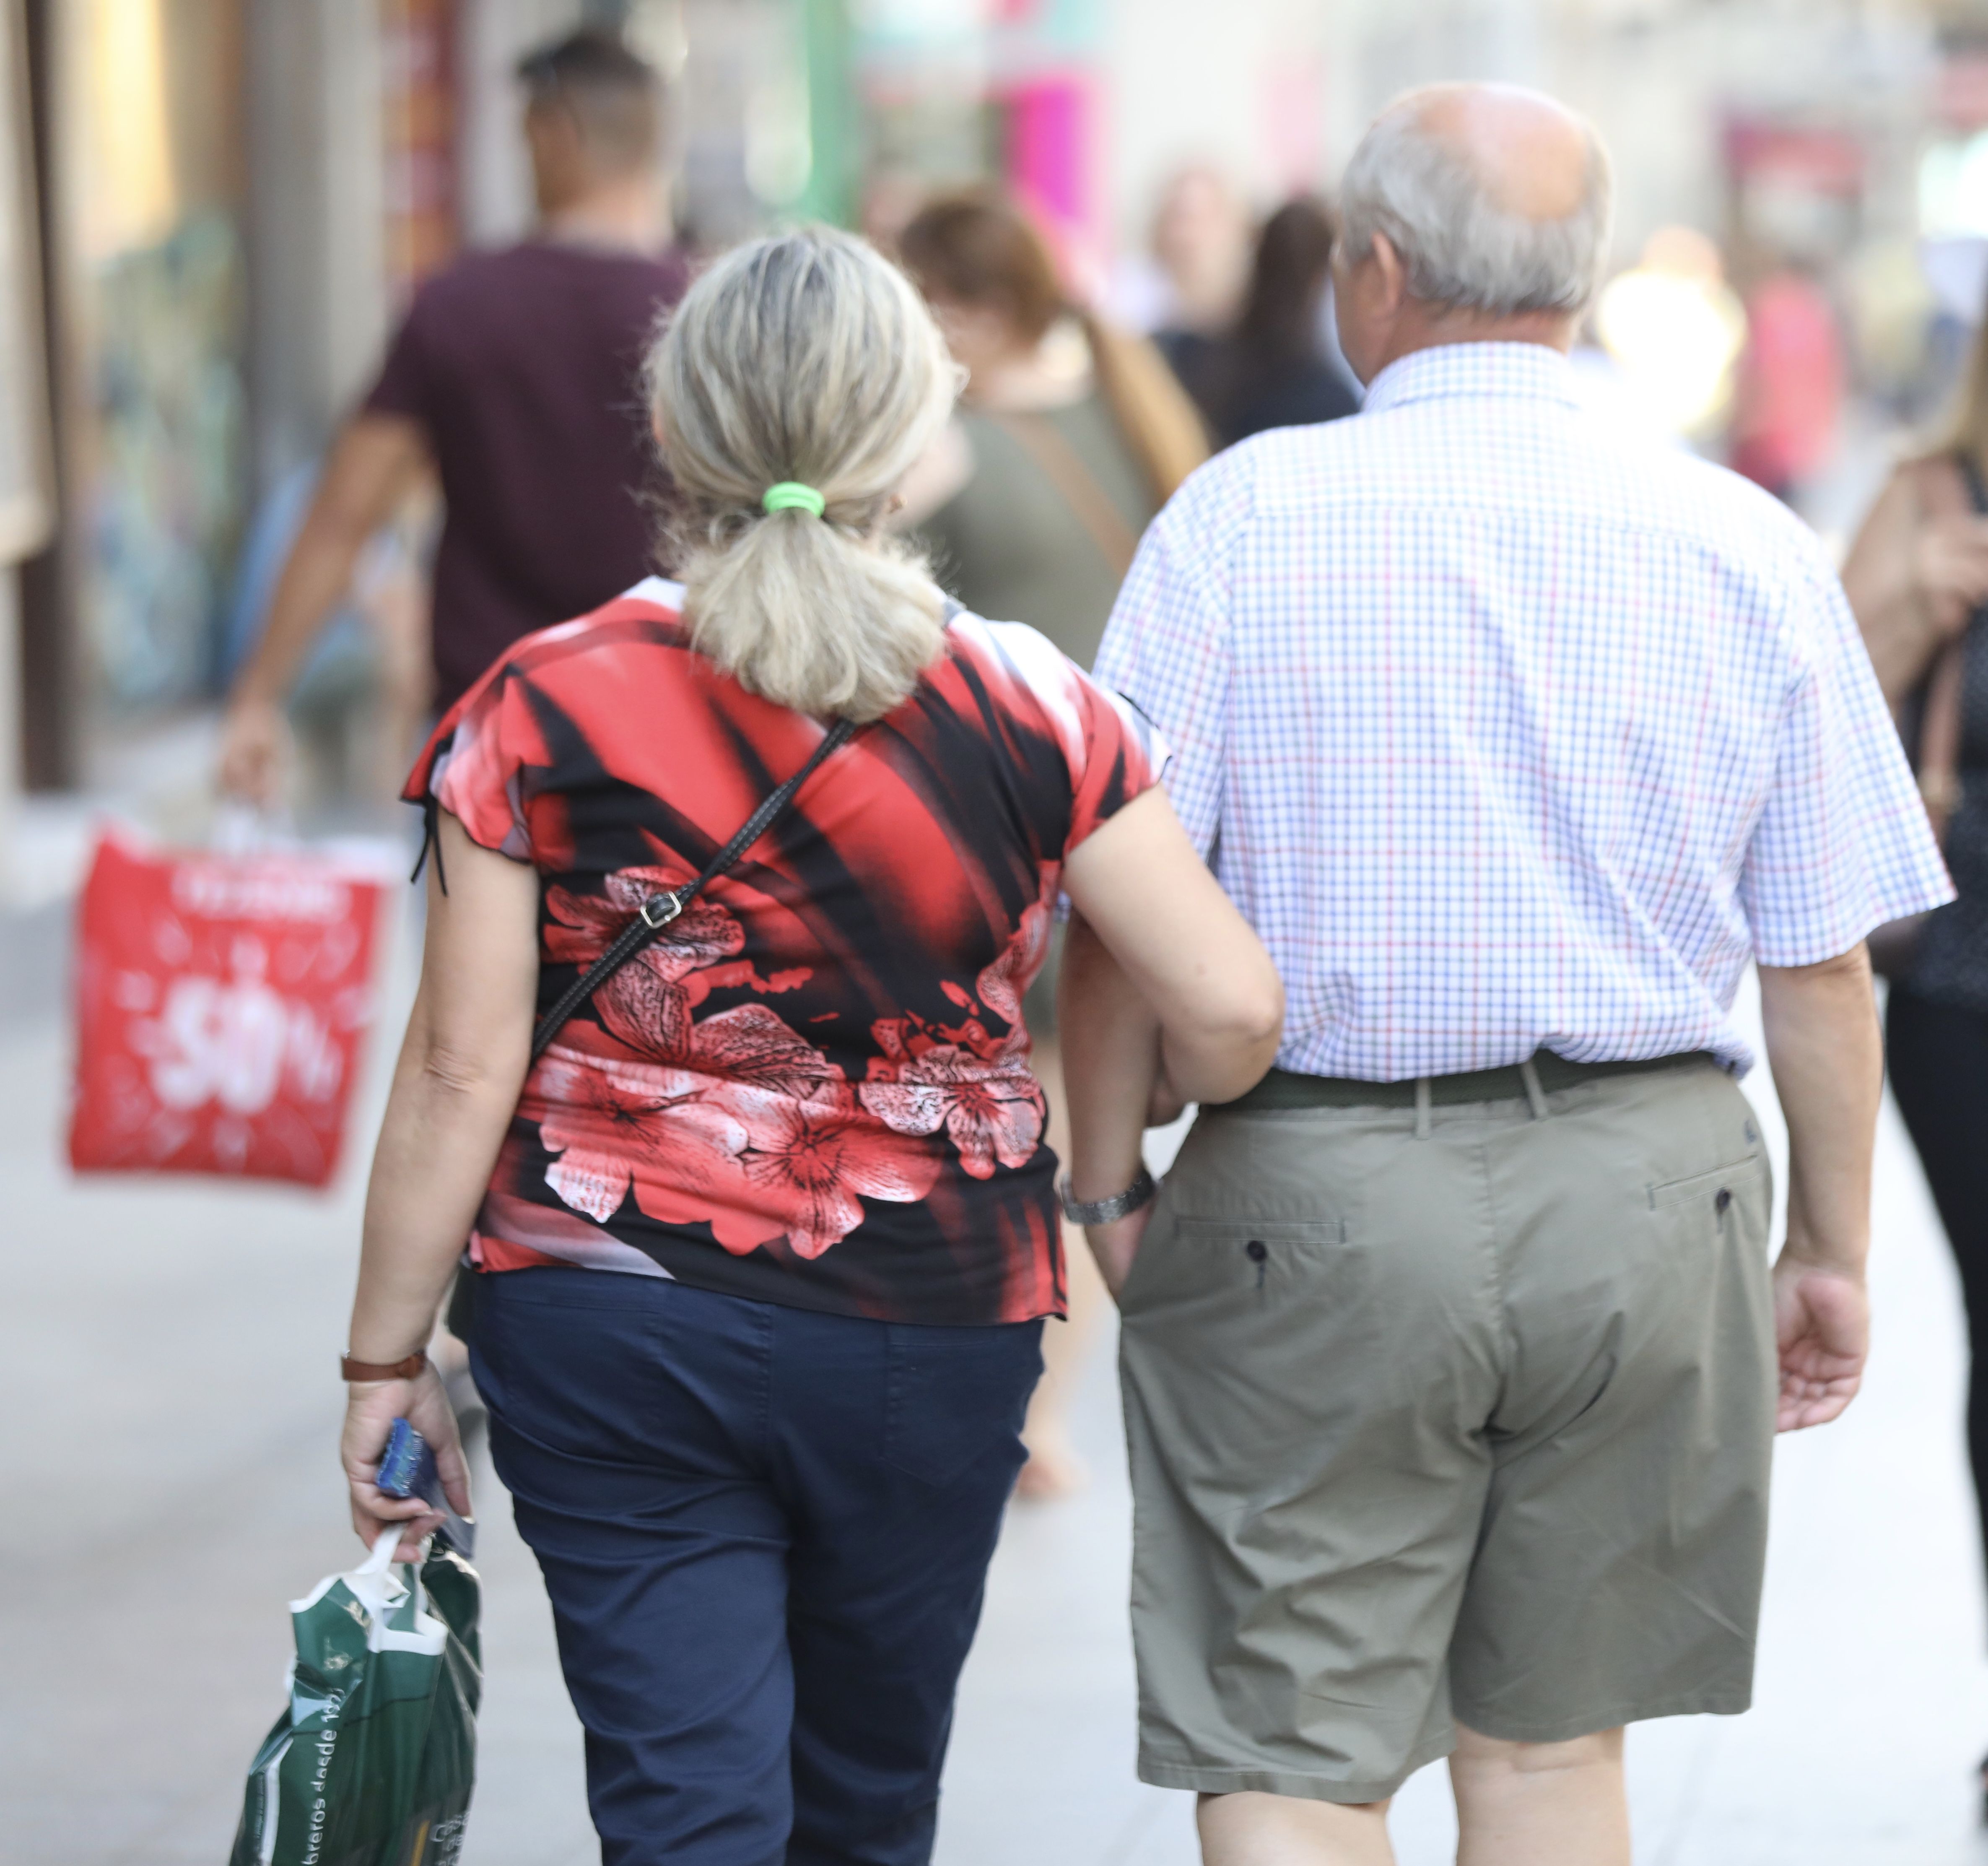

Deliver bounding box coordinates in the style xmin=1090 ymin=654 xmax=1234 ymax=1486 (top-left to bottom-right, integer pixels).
xmin=376 ymin=1417 xmax=476 ymax=1557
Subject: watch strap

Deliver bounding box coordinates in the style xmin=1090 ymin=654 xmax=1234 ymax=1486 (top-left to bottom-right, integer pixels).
xmin=341 ymin=1349 xmax=430 ymax=1383
xmin=1060 ymin=1166 xmax=1158 ymax=1227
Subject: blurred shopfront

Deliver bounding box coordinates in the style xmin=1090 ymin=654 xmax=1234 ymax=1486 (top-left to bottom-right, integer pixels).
xmin=4 ymin=0 xmax=627 ymax=808
xmin=15 ymin=0 xmax=344 ymax=795
xmin=32 ymin=0 xmax=250 ymax=765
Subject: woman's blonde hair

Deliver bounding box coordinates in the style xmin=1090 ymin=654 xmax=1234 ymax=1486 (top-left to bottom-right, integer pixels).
xmin=646 ymin=226 xmax=960 ymax=722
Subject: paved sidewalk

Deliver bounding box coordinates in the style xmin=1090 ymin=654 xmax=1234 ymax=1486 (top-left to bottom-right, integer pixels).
xmin=3 ymin=921 xmax=1985 ymax=1862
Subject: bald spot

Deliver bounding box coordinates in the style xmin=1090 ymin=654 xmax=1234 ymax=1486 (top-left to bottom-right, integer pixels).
xmin=1401 ymin=83 xmax=1592 ymax=224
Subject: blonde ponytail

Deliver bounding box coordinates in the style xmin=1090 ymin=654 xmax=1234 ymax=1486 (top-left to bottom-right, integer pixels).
xmin=646 ymin=227 xmax=962 ymax=722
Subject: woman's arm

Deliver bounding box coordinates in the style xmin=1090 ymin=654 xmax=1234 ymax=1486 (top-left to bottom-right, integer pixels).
xmin=1841 ymin=463 xmax=1988 ymax=704
xmin=1059 ymin=787 xmax=1283 ymax=1296
xmin=1061 ymin=785 xmax=1283 ymax=1102
xmin=1056 ymin=915 xmax=1167 ymax=1294
xmin=341 ymin=811 xmax=540 ymax=1554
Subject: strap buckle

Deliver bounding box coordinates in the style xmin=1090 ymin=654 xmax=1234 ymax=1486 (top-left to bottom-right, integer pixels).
xmin=638 ymin=891 xmax=683 ymax=931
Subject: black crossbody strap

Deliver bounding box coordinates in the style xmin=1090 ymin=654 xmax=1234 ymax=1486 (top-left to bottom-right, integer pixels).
xmin=529 ymin=718 xmax=857 ymax=1063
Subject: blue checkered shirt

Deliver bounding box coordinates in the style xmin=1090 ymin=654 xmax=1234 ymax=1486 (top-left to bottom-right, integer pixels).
xmin=1095 ymin=342 xmax=1952 ymax=1078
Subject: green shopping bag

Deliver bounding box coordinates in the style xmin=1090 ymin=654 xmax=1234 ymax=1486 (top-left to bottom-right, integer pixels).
xmin=229 ymin=1527 xmax=481 ymax=1866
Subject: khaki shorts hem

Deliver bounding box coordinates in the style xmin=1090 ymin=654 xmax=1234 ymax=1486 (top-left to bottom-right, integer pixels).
xmin=1137 ymin=1739 xmax=1455 ymax=1806
xmin=1451 ymin=1688 xmax=1753 ymax=1746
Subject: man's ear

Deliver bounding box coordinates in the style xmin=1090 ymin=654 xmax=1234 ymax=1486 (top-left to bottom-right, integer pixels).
xmin=1369 ymin=233 xmax=1409 ymax=318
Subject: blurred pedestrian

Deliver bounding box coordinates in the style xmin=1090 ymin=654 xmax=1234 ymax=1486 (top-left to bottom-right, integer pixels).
xmin=1077 ymin=81 xmax=1949 ymax=1866
xmin=1112 ymin=162 xmax=1254 ymax=345
xmin=1185 ymin=195 xmax=1361 ymax=446
xmin=221 ymin=465 xmax=437 ymax=814
xmin=895 ymin=189 xmax=1209 ymax=1497
xmin=1841 ymin=327 xmax=1988 ymax=1814
xmin=219 ymin=26 xmax=688 ymax=804
xmin=1731 ymin=262 xmax=1845 ymax=507
xmin=898 ymin=190 xmax=1207 ymax=669
xmin=338 ymin=227 xmax=1282 ymax=1866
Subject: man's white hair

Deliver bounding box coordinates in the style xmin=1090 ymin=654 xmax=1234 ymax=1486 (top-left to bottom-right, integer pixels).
xmin=1339 ymin=87 xmax=1613 ymax=318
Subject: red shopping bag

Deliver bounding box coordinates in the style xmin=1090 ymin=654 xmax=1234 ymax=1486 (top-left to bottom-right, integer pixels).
xmin=67 ymin=825 xmax=389 ymax=1186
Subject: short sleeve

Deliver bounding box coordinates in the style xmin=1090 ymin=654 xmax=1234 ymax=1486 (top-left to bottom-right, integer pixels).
xmin=1063 ymin=665 xmax=1168 ymax=855
xmin=954 ymin=618 xmax=1167 ymax=858
xmin=1739 ymin=557 xmax=1954 ymax=964
xmin=1092 ymin=456 xmax=1244 ymax=861
xmin=402 ymin=656 xmax=535 ymax=863
xmin=361 ymin=291 xmax=436 ymax=428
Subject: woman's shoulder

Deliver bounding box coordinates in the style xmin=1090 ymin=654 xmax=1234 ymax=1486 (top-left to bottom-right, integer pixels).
xmin=934 ymin=610 xmax=1168 ymax=797
xmin=443 ymin=579 xmax=696 ymax=727
xmin=496 ymin=577 xmax=692 ymax=683
xmin=407 ymin=580 xmax=696 ymax=801
xmin=936 ymin=611 xmax=1132 ymax=733
xmin=942 ymin=608 xmax=1078 ymax=689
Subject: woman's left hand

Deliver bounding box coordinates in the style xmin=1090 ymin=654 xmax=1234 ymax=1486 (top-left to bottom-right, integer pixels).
xmin=341 ymin=1361 xmax=474 ymax=1561
xmin=1085 ymin=1205 xmax=1154 ymax=1304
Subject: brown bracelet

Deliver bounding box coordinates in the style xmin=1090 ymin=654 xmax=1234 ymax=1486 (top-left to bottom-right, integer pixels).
xmin=341 ymin=1349 xmax=430 ymax=1383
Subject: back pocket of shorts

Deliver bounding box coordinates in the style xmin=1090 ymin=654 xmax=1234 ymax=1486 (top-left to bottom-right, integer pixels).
xmin=1126 ymin=1214 xmax=1354 ymax=1320
xmin=883 ymin=1321 xmax=1044 ymax=1487
xmin=1647 ymin=1154 xmax=1767 ymax=1211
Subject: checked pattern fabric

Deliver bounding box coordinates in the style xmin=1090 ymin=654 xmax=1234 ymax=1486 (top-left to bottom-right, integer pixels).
xmin=1095 ymin=342 xmax=1952 ymax=1080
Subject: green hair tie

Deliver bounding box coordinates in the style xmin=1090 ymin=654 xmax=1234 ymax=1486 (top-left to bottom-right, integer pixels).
xmin=762 ymin=481 xmax=826 ymax=519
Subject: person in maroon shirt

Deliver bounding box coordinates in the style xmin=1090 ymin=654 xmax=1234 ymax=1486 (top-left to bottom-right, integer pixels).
xmin=220 ymin=28 xmax=690 ymax=801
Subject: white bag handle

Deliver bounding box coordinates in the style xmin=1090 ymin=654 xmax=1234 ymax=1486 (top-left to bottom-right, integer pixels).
xmin=347 ymin=1523 xmax=451 ymax=1657
xmin=360 ymin=1521 xmax=413 ymax=1575
xmin=211 ymin=800 xmax=296 ymax=858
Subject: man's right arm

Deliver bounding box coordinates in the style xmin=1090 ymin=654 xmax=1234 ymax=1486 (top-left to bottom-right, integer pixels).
xmin=1756 ymin=944 xmax=1882 ymax=1432
xmin=219 ymin=411 xmax=430 ymax=803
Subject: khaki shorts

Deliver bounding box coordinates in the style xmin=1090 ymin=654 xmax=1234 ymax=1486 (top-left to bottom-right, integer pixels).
xmin=1119 ymin=1057 xmax=1775 ymax=1804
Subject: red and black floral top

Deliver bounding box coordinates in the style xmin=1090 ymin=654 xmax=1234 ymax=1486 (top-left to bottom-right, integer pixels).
xmin=405 ymin=578 xmax=1163 ymax=1325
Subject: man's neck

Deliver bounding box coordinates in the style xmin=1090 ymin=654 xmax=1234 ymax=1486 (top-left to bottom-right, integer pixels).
xmin=1367 ymin=307 xmax=1576 ymax=382
xmin=538 ymin=181 xmax=671 ymax=256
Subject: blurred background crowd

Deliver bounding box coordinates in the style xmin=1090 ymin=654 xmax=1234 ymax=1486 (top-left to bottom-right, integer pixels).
xmin=10 ymin=0 xmax=1988 ymax=863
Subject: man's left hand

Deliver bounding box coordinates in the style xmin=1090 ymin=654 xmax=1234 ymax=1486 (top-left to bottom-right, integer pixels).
xmin=1085 ymin=1205 xmax=1154 ymax=1304
xmin=1772 ymin=1259 xmax=1869 ymax=1432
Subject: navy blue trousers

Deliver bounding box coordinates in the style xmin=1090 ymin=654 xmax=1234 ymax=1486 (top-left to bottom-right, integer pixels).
xmin=468 ymin=1268 xmax=1043 ymax=1866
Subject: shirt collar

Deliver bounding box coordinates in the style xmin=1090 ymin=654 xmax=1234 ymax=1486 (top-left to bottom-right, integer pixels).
xmin=1360 ymin=341 xmax=1581 ymax=417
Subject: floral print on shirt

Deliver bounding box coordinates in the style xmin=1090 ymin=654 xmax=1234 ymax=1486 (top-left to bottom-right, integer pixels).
xmin=405 ymin=585 xmax=1161 ymax=1324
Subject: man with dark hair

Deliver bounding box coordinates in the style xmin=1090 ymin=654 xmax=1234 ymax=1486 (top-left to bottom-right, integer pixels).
xmin=220 ymin=27 xmax=688 ymax=801
xmin=515 ymin=23 xmax=662 ymax=169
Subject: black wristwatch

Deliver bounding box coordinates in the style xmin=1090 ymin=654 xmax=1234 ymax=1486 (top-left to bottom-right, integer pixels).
xmin=1059 ymin=1166 xmax=1158 ymax=1226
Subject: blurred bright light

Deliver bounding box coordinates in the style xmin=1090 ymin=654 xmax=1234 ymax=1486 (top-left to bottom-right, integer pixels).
xmin=746 ymin=60 xmax=813 ymax=205
xmin=1594 ymin=229 xmax=1746 ymax=440
xmin=79 ymin=0 xmax=177 ymax=262
xmin=853 ymin=0 xmax=995 ymax=43
xmin=1920 ymin=132 xmax=1988 ymax=238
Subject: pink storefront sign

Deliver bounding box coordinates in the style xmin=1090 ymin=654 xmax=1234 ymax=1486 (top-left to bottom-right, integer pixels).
xmin=997 ymin=72 xmax=1098 ymax=287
